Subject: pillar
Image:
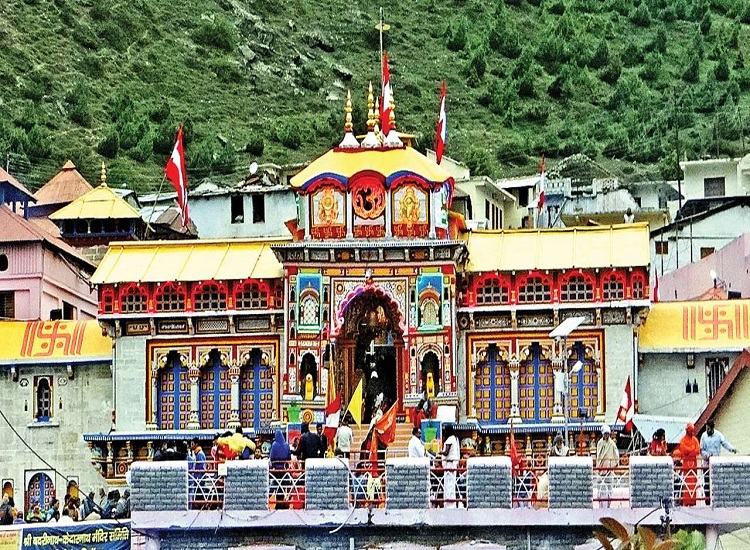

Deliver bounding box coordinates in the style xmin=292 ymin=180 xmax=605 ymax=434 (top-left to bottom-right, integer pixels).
xmin=345 ymin=191 xmax=353 ymax=239
xmin=385 ymin=188 xmax=393 ymax=238
xmin=305 ymin=458 xmax=350 ymax=510
xmin=228 ymin=362 xmax=241 ymax=429
xmin=187 ymin=362 xmax=200 ymax=430
xmin=509 ymin=356 xmax=521 ymax=420
xmin=386 ymin=457 xmax=430 ymax=509
xmin=146 ymin=363 xmax=159 ymax=430
xmin=225 ymin=461 xmax=269 ymax=511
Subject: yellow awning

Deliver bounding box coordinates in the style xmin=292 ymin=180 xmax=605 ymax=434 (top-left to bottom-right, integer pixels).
xmin=49 ymin=184 xmax=141 ymax=220
xmin=464 ymin=223 xmax=650 ymax=272
xmin=639 ymin=300 xmax=750 ymax=352
xmin=0 ymin=320 xmax=111 ymax=364
xmin=91 ymin=239 xmax=287 ymax=285
xmin=290 ymin=147 xmax=453 ymax=190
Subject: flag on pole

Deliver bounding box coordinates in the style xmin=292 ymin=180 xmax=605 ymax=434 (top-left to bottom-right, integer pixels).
xmin=165 ymin=125 xmax=190 ymax=227
xmin=616 ymin=376 xmax=635 ymax=432
xmin=346 ymin=379 xmax=364 ymax=427
xmin=537 ymin=155 xmax=546 ymax=214
xmin=435 ymin=81 xmax=447 ymax=165
xmin=653 ymin=276 xmax=659 ymax=302
xmin=323 ymin=393 xmax=342 ymax=443
xmin=380 ymin=51 xmax=393 ymax=136
xmin=509 ymin=421 xmax=520 ymax=474
xmin=372 ymin=402 xmax=398 ymax=446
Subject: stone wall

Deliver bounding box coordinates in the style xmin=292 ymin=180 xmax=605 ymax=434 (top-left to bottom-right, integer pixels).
xmin=385 ymin=457 xmax=430 ymax=509
xmin=710 ymin=456 xmax=750 ymax=507
xmin=466 ymin=456 xmax=512 ymax=509
xmin=548 ymin=457 xmax=593 ymax=509
xmin=114 ymin=335 xmax=147 ymax=431
xmin=224 ymin=460 xmax=269 ymax=511
xmin=629 ymin=456 xmax=673 ymax=508
xmin=305 ymin=458 xmax=349 ymax=510
xmin=130 ymin=461 xmax=188 ymax=512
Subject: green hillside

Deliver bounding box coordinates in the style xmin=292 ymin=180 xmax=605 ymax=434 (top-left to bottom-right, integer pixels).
xmin=1 ymin=0 xmax=749 ymax=193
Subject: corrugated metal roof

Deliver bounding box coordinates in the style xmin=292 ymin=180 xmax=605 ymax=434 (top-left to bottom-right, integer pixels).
xmin=463 ymin=223 xmax=650 ymax=272
xmin=91 ymin=239 xmax=287 ymax=284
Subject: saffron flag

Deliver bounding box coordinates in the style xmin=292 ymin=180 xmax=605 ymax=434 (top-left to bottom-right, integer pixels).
xmin=537 ymin=155 xmax=546 ymax=214
xmin=616 ymin=376 xmax=635 ymax=432
xmin=435 ymin=81 xmax=447 ymax=165
xmin=380 ymin=51 xmax=393 ymax=135
xmin=165 ymin=126 xmax=190 ymax=227
xmin=324 ymin=393 xmax=342 ymax=443
xmin=346 ymin=379 xmax=364 ymax=427
xmin=509 ymin=422 xmax=520 ymax=474
xmin=373 ymin=402 xmax=398 ymax=446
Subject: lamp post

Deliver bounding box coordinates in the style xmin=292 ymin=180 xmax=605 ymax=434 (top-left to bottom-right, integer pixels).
xmin=549 ymin=316 xmax=586 ymax=447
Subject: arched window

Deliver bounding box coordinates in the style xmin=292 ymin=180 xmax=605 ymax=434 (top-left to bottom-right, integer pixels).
xmin=155 ymin=283 xmax=186 ymax=312
xmin=631 ymin=272 xmax=647 ymax=300
xmin=602 ymin=272 xmax=625 ymax=301
xmin=100 ymin=287 xmax=116 ymax=314
xmin=120 ymin=283 xmax=148 ymax=313
xmin=475 ymin=275 xmax=510 ymax=305
xmin=560 ymin=274 xmax=594 ymax=302
xmin=158 ymin=352 xmax=189 ymax=430
xmin=199 ymin=351 xmax=231 ymax=429
xmin=517 ymin=274 xmax=551 ymax=303
xmin=35 ymin=377 xmax=52 ymax=421
xmin=235 ymin=281 xmax=269 ymax=309
xmin=193 ymin=282 xmax=227 ymax=311
xmin=299 ymin=293 xmax=319 ymax=327
xmin=420 ymin=298 xmax=440 ymax=326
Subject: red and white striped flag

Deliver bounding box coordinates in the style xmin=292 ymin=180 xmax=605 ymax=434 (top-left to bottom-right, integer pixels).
xmin=323 ymin=393 xmax=342 ymax=443
xmin=616 ymin=376 xmax=634 ymax=432
xmin=380 ymin=51 xmax=393 ymax=136
xmin=435 ymin=81 xmax=447 ymax=165
xmin=165 ymin=126 xmax=190 ymax=228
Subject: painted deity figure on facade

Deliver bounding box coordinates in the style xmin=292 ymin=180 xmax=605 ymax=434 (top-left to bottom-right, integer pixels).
xmin=398 ymin=186 xmax=421 ymax=227
xmin=317 ymin=188 xmax=339 ymax=225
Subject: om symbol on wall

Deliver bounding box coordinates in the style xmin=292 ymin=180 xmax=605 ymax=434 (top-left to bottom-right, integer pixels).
xmin=351 ymin=178 xmax=386 ymax=220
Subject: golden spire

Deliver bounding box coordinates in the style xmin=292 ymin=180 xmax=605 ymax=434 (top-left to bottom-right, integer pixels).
xmin=374 ymin=97 xmax=381 ymax=138
xmin=100 ymin=161 xmax=107 ymax=187
xmin=389 ymin=97 xmax=397 ymax=132
xmin=366 ymin=82 xmax=375 ymax=132
xmin=339 ymin=89 xmax=360 ymax=148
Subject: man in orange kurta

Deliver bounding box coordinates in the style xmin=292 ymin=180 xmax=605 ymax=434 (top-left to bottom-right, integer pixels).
xmin=674 ymin=423 xmax=701 ymax=506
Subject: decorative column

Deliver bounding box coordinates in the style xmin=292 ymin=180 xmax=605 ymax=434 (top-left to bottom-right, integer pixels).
xmin=146 ymin=362 xmax=159 ymax=430
xmin=106 ymin=441 xmax=114 ymax=478
xmin=509 ymin=354 xmax=521 ymax=420
xmin=345 ymin=191 xmax=354 ymax=239
xmin=385 ymin=188 xmax=393 ymax=238
xmin=551 ymin=340 xmax=565 ymax=420
xmin=428 ymin=191 xmax=437 ymax=239
xmin=303 ymin=196 xmax=311 ymax=240
xmin=187 ymin=361 xmax=201 ymax=429
xmin=594 ymin=351 xmax=605 ymax=421
xmin=228 ymin=359 xmax=241 ymax=429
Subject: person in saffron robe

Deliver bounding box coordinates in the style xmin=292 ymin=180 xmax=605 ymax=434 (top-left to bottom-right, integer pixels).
xmin=674 ymin=422 xmax=701 ymax=506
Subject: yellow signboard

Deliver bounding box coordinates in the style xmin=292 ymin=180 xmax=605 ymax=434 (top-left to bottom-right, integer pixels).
xmin=0 ymin=320 xmax=111 ymax=364
xmin=640 ymin=300 xmax=750 ymax=352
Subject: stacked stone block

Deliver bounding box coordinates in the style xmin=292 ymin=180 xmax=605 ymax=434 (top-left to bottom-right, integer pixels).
xmin=710 ymin=456 xmax=750 ymax=507
xmin=629 ymin=456 xmax=673 ymax=508
xmin=224 ymin=460 xmax=269 ymax=511
xmin=130 ymin=461 xmax=188 ymax=512
xmin=548 ymin=457 xmax=593 ymax=509
xmin=466 ymin=456 xmax=512 ymax=509
xmin=386 ymin=457 xmax=430 ymax=509
xmin=305 ymin=458 xmax=350 ymax=510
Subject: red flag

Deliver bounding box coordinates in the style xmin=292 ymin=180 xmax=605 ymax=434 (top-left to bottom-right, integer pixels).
xmin=373 ymin=402 xmax=398 ymax=446
xmin=165 ymin=126 xmax=189 ymax=227
xmin=323 ymin=393 xmax=342 ymax=443
xmin=537 ymin=155 xmax=546 ymax=214
xmin=380 ymin=51 xmax=393 ymax=136
xmin=616 ymin=376 xmax=634 ymax=432
xmin=435 ymin=81 xmax=447 ymax=165
xmin=509 ymin=423 xmax=520 ymax=474
xmin=653 ymin=276 xmax=659 ymax=302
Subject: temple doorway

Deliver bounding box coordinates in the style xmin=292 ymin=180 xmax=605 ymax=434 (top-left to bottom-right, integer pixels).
xmin=337 ymin=290 xmax=404 ymax=422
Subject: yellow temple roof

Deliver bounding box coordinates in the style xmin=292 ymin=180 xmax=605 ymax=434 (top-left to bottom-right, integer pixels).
xmin=639 ymin=300 xmax=750 ymax=352
xmin=49 ymin=183 xmax=141 ymax=221
xmin=290 ymin=147 xmax=453 ymax=190
xmin=463 ymin=222 xmax=650 ymax=272
xmin=0 ymin=320 xmax=111 ymax=364
xmin=91 ymin=239 xmax=287 ymax=284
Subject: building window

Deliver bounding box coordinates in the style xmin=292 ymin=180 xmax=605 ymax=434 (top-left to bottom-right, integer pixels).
xmin=602 ymin=273 xmax=625 ymax=301
xmin=62 ymin=301 xmax=75 ymax=320
xmin=120 ymin=284 xmax=148 ymax=313
xmin=155 ymin=283 xmax=186 ymax=312
xmin=420 ymin=298 xmax=440 ymax=326
xmin=299 ymin=294 xmax=319 ymax=326
xmin=561 ymin=275 xmax=594 ymax=302
xmin=518 ymin=187 xmax=529 ymax=207
xmin=193 ymin=282 xmax=227 ymax=311
xmin=706 ymin=357 xmax=729 ymax=399
xmin=0 ymin=291 xmax=14 ymax=319
xmin=0 ymin=253 xmax=8 ymax=271
xmin=476 ymin=276 xmax=509 ymax=305
xmin=252 ymin=195 xmax=265 ymax=223
xmin=700 ymin=247 xmax=715 ymax=259
xmin=518 ymin=276 xmax=551 ymax=303
xmin=236 ymin=281 xmax=269 ymax=309
xmin=658 ymin=195 xmax=667 ymax=209
xmin=704 ymin=177 xmax=725 ymax=198
xmin=632 ymin=275 xmax=645 ymax=300
xmin=655 ymin=241 xmax=668 ymax=255
xmin=101 ymin=289 xmax=115 ymax=314
xmin=35 ymin=376 xmax=53 ymax=421
xmin=231 ymin=195 xmax=244 ymax=223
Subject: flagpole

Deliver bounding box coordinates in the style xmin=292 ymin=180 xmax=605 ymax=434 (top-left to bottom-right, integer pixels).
xmin=379 ymin=7 xmax=384 ymax=75
xmin=146 ymin=174 xmax=167 ymax=235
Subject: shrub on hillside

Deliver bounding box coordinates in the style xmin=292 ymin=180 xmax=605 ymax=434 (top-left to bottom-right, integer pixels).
xmin=245 ymin=136 xmax=264 ymax=156
xmin=194 ymin=17 xmax=236 ymax=52
xmin=682 ymin=55 xmax=700 ymax=82
xmin=446 ymin=17 xmax=470 ymax=52
xmin=630 ymin=3 xmax=652 ymax=26
xmin=276 ymin=121 xmax=302 ymax=150
xmin=600 ymin=56 xmax=622 ymax=84
xmin=588 ymin=40 xmax=610 ymax=69
xmin=26 ymin=125 xmax=52 ymax=159
xmin=714 ymin=56 xmax=730 ymax=81
xmin=65 ymin=81 xmax=92 ymax=127
xmin=97 ymin=129 xmax=120 ymax=159
xmin=699 ymin=13 xmax=711 ymax=35
xmin=127 ymin=134 xmax=154 ymax=163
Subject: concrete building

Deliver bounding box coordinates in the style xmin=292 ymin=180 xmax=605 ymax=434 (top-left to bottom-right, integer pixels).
xmin=0 ymin=320 xmax=112 ymax=514
xmin=676 ymin=153 xmax=750 ymax=209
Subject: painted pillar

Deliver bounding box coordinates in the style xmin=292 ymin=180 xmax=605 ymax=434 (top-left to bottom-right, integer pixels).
xmin=385 ymin=188 xmax=393 ymax=238
xmin=187 ymin=362 xmax=201 ymax=430
xmin=509 ymin=356 xmax=521 ymax=420
xmin=147 ymin=363 xmax=159 ymax=430
xmin=345 ymin=191 xmax=354 ymax=239
xmin=229 ymin=361 xmax=241 ymax=429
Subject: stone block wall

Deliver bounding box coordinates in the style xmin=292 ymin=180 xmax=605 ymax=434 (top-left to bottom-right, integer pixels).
xmin=466 ymin=456 xmax=512 ymax=509
xmin=629 ymin=456 xmax=673 ymax=508
xmin=710 ymin=456 xmax=750 ymax=507
xmin=130 ymin=461 xmax=188 ymax=512
xmin=548 ymin=457 xmax=593 ymax=509
xmin=386 ymin=457 xmax=430 ymax=509
xmin=305 ymin=458 xmax=350 ymax=510
xmin=224 ymin=460 xmax=269 ymax=511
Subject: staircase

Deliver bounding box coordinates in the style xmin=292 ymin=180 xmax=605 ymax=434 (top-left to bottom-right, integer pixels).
xmin=349 ymin=422 xmax=414 ymax=457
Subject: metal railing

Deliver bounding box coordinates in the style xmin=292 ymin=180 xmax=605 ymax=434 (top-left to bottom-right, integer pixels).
xmin=188 ymin=461 xmax=224 ymax=510
xmin=349 ymin=451 xmax=387 ymax=508
xmin=593 ymin=466 xmax=630 ymax=508
xmin=268 ymin=461 xmax=306 ymax=510
xmin=513 ymin=466 xmax=549 ymax=509
xmin=429 ymin=459 xmax=468 ymax=508
xmin=673 ymin=465 xmax=709 ymax=507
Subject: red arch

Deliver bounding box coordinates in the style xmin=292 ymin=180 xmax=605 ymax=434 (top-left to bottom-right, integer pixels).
xmin=332 ymin=283 xmax=406 ymax=337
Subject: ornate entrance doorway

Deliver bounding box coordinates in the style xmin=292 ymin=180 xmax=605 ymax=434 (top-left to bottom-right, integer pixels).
xmin=336 ymin=290 xmax=404 ymax=422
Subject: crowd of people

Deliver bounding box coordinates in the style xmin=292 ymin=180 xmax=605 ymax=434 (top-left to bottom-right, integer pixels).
xmin=0 ymin=486 xmax=129 ymax=526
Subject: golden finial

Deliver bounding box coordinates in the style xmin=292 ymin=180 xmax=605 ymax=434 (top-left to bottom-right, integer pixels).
xmin=389 ymin=97 xmax=397 ymax=132
xmin=367 ymin=82 xmax=375 ymax=131
xmin=100 ymin=161 xmax=107 ymax=187
xmin=374 ymin=97 xmax=381 ymax=138
xmin=344 ymin=89 xmax=353 ymax=134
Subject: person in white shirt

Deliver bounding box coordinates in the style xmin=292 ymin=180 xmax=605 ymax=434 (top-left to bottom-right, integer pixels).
xmin=335 ymin=418 xmax=354 ymax=458
xmin=441 ymin=424 xmax=461 ymax=508
xmin=700 ymin=419 xmax=736 ymax=458
xmin=408 ymin=427 xmax=426 ymax=458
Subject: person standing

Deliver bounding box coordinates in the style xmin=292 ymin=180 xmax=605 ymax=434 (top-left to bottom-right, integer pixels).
xmin=316 ymin=423 xmax=328 ymax=457
xmin=296 ymin=422 xmax=320 ymax=462
xmin=700 ymin=419 xmax=736 ymax=458
xmin=335 ymin=419 xmax=354 ymax=459
xmin=190 ymin=438 xmax=207 ymax=472
xmin=549 ymin=434 xmax=569 ymax=457
xmin=595 ymin=425 xmax=619 ymax=508
xmin=441 ymin=424 xmax=460 ymax=508
xmin=674 ymin=423 xmax=701 ymax=506
xmin=648 ymin=429 xmax=668 ymax=456
xmin=408 ymin=427 xmax=427 ymax=458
